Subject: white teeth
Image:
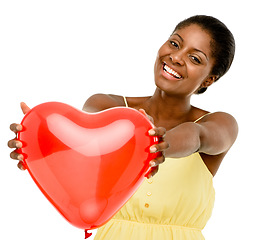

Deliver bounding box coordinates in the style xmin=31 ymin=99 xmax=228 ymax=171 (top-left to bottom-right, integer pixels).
xmin=163 ymin=64 xmax=181 ymax=78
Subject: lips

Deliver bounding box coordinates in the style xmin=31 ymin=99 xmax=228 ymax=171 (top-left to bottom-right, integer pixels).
xmin=163 ymin=63 xmax=182 ymax=79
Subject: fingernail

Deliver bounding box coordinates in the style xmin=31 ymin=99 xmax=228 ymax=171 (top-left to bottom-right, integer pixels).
xmin=16 ymin=125 xmax=22 ymax=131
xmin=150 ymin=146 xmax=157 ymax=153
xmin=147 ymin=174 xmax=152 ymax=179
xmin=16 ymin=142 xmax=22 ymax=148
xmin=18 ymin=161 xmax=26 ymax=170
xmin=148 ymin=129 xmax=155 ymax=135
xmin=149 ymin=161 xmax=156 ymax=167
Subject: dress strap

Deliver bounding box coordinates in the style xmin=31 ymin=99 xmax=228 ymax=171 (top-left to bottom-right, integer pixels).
xmin=123 ymin=96 xmax=129 ymax=107
xmin=194 ymin=112 xmax=212 ymax=123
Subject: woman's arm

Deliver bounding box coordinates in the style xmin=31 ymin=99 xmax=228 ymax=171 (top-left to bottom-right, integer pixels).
xmin=150 ymin=112 xmax=238 ymax=158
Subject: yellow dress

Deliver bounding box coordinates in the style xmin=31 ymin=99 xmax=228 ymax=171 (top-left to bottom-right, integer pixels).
xmin=94 ymin=153 xmax=215 ymax=240
xmin=94 ymin=97 xmax=214 ymax=239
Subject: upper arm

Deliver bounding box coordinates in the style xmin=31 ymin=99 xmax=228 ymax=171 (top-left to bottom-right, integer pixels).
xmin=82 ymin=94 xmax=124 ymax=113
xmin=198 ymin=112 xmax=238 ymax=155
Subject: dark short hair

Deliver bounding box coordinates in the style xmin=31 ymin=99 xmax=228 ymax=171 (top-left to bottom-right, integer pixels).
xmin=173 ymin=15 xmax=235 ymax=82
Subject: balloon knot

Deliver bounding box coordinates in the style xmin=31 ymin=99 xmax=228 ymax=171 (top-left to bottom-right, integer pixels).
xmin=85 ymin=229 xmax=93 ymax=239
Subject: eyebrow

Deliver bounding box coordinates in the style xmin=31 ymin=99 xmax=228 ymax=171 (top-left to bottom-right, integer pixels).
xmin=173 ymin=33 xmax=209 ymax=61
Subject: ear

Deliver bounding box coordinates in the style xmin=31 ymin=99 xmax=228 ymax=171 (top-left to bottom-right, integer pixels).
xmin=201 ymin=75 xmax=218 ymax=88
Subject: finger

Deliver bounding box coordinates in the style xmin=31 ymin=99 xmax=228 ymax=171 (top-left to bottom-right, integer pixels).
xmin=149 ymin=154 xmax=165 ymax=167
xmin=10 ymin=151 xmax=24 ymax=161
xmin=139 ymin=109 xmax=154 ymax=124
xmin=20 ymin=102 xmax=30 ymax=115
xmin=18 ymin=161 xmax=26 ymax=171
xmin=147 ymin=166 xmax=159 ymax=179
xmin=8 ymin=139 xmax=22 ymax=149
xmin=138 ymin=109 xmax=146 ymax=116
xmin=148 ymin=127 xmax=166 ymax=137
xmin=10 ymin=123 xmax=23 ymax=133
xmin=150 ymin=141 xmax=170 ymax=153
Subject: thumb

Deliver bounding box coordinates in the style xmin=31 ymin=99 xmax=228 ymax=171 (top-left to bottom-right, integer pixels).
xmin=20 ymin=102 xmax=31 ymax=115
xmin=138 ymin=108 xmax=147 ymax=116
xmin=138 ymin=109 xmax=154 ymax=124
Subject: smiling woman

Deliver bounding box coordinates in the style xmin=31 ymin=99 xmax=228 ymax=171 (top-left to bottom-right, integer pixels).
xmin=154 ymin=24 xmax=217 ymax=96
xmin=8 ymin=15 xmax=238 ymax=240
xmin=90 ymin=15 xmax=238 ymax=240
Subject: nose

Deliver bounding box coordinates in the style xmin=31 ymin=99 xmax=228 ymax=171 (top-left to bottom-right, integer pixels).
xmin=170 ymin=50 xmax=185 ymax=66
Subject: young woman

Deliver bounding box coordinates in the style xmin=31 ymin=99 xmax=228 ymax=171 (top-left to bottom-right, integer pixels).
xmin=9 ymin=15 xmax=238 ymax=239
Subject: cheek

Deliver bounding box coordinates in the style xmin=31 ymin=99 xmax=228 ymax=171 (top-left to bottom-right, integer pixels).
xmin=154 ymin=47 xmax=166 ymax=75
xmin=153 ymin=56 xmax=159 ymax=78
xmin=156 ymin=43 xmax=170 ymax=61
xmin=154 ymin=49 xmax=161 ymax=66
xmin=187 ymin=64 xmax=212 ymax=83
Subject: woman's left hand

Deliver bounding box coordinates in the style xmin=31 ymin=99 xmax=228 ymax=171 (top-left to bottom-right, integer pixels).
xmin=139 ymin=109 xmax=169 ymax=178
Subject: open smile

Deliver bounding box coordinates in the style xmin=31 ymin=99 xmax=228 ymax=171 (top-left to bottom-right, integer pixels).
xmin=163 ymin=63 xmax=182 ymax=79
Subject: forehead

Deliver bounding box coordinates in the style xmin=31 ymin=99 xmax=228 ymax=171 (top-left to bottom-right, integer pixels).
xmin=173 ymin=24 xmax=213 ymax=56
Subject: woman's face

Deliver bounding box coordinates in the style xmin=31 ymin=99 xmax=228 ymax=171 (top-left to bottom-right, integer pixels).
xmin=154 ymin=24 xmax=217 ymax=96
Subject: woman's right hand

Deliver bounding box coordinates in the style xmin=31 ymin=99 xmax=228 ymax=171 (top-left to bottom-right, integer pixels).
xmin=8 ymin=102 xmax=30 ymax=170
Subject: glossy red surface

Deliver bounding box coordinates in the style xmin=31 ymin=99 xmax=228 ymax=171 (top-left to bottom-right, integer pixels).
xmin=17 ymin=102 xmax=159 ymax=230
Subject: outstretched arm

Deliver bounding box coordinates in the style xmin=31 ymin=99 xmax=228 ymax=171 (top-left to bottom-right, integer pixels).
xmin=150 ymin=112 xmax=238 ymax=158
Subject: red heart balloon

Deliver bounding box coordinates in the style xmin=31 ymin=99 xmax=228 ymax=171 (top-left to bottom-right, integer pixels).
xmin=17 ymin=102 xmax=158 ymax=231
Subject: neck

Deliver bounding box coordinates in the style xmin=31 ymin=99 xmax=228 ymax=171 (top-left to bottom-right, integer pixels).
xmin=145 ymin=88 xmax=192 ymax=122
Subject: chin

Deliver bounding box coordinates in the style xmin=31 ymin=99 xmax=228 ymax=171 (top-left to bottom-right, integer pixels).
xmin=155 ymin=80 xmax=195 ymax=98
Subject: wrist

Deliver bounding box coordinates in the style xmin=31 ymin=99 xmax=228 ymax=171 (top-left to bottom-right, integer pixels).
xmin=164 ymin=122 xmax=201 ymax=158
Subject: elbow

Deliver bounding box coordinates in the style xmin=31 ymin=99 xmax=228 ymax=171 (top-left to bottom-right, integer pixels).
xmin=194 ymin=127 xmax=202 ymax=153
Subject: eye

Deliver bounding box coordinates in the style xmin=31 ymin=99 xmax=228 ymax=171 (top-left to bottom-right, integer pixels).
xmin=169 ymin=40 xmax=179 ymax=49
xmin=189 ymin=55 xmax=201 ymax=64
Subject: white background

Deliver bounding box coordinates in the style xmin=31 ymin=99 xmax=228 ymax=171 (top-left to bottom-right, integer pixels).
xmin=1 ymin=0 xmax=275 ymax=239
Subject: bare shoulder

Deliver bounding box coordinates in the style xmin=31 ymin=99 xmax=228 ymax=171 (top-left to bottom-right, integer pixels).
xmin=82 ymin=94 xmax=125 ymax=113
xmin=200 ymin=111 xmax=238 ymax=130
xmin=192 ymin=106 xmax=237 ymax=126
